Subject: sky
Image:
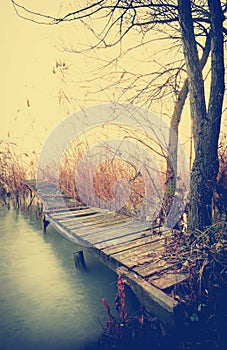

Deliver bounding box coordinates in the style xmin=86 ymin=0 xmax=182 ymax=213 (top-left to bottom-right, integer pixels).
xmin=1 ymin=2 xmax=54 ymax=148
xmin=0 ymin=2 xmax=178 ymax=146
xmin=1 ymin=1 xmax=226 ymax=160
xmin=1 ymin=0 xmax=97 ymax=153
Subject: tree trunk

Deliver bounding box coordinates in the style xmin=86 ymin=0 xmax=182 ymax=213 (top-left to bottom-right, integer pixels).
xmin=164 ymin=33 xmax=211 ymax=220
xmin=164 ymin=79 xmax=188 ymax=220
xmin=178 ymin=0 xmax=225 ymax=231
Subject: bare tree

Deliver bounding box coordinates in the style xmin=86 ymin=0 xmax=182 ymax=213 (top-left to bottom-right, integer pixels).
xmin=11 ymin=0 xmax=226 ymax=230
xmin=178 ymin=0 xmax=225 ymax=229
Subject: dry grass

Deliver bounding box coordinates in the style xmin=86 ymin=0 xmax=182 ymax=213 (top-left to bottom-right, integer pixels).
xmin=159 ymin=222 xmax=227 ymax=348
xmin=0 ymin=139 xmax=37 ymax=208
xmin=58 ymin=137 xmax=157 ymax=218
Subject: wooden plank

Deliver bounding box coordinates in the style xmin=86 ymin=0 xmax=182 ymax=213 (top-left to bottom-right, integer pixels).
xmin=70 ymin=218 xmax=130 ymax=230
xmin=52 ymin=211 xmax=100 ymax=222
xmin=66 ymin=216 xmax=132 ymax=232
xmin=49 ymin=212 xmax=99 ymax=224
xmin=84 ymin=215 xmax=130 ymax=226
xmin=57 ymin=212 xmax=125 ymax=224
xmin=42 ymin=200 xmax=66 ymax=207
xmin=83 ymin=222 xmax=151 ymax=245
xmin=113 ymin=245 xmax=166 ymax=269
xmin=46 ymin=206 xmax=88 ymax=214
xmin=149 ymin=272 xmax=188 ymax=290
xmin=50 ymin=208 xmax=98 ymax=218
xmin=53 ymin=214 xmax=132 ymax=235
xmin=117 ymin=266 xmax=178 ymax=330
xmin=133 ymin=259 xmax=172 ymax=278
xmin=102 ymin=231 xmax=167 ymax=255
xmin=25 ymin=180 xmax=81 ymax=211
xmin=94 ymin=230 xmax=154 ymax=250
xmin=45 ymin=214 xmax=93 ymax=248
xmin=67 ymin=219 xmax=147 ymax=240
xmin=112 ymin=238 xmax=165 ymax=260
xmin=42 ymin=196 xmax=76 ymax=202
xmin=66 ymin=219 xmax=129 ymax=232
xmin=52 ymin=219 xmax=150 ymax=249
xmin=63 ymin=212 xmax=113 ymax=221
xmin=76 ymin=213 xmax=129 ymax=223
xmin=45 ymin=204 xmax=70 ymax=210
xmin=51 ymin=214 xmax=171 ymax=276
xmin=82 ymin=221 xmax=150 ymax=238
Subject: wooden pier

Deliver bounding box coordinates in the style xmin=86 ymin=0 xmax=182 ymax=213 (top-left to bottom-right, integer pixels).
xmin=25 ymin=180 xmax=188 ymax=330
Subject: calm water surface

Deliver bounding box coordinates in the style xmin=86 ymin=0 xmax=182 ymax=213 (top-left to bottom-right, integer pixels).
xmin=0 ymin=208 xmax=138 ymax=350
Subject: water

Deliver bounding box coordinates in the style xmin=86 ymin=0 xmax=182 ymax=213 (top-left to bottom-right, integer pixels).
xmin=0 ymin=208 xmax=138 ymax=350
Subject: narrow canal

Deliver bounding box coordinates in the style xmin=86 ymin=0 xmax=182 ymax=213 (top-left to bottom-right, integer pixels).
xmin=0 ymin=208 xmax=138 ymax=350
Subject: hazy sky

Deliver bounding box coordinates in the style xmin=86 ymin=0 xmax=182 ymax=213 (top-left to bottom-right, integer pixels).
xmin=1 ymin=1 xmax=97 ymax=152
xmin=1 ymin=1 xmax=225 ymax=158
xmin=1 ymin=2 xmax=52 ymax=147
xmin=0 ymin=1 xmax=175 ymax=153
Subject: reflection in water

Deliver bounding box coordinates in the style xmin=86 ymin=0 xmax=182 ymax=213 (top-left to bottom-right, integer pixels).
xmin=0 ymin=208 xmax=138 ymax=350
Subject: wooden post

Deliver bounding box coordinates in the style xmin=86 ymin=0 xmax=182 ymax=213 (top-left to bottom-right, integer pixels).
xmin=73 ymin=251 xmax=87 ymax=270
xmin=27 ymin=193 xmax=35 ymax=210
xmin=42 ymin=214 xmax=50 ymax=233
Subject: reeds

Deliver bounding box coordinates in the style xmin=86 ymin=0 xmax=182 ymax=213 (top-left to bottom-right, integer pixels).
xmin=59 ymin=146 xmax=146 ymax=216
xmin=98 ymin=275 xmax=164 ymax=350
xmin=0 ymin=139 xmax=37 ymax=208
xmin=58 ymin=131 xmax=164 ymax=219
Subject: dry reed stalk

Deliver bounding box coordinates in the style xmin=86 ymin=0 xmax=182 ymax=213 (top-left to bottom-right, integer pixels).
xmin=0 ymin=139 xmax=37 ymax=208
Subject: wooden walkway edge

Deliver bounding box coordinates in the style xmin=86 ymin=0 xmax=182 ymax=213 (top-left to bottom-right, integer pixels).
xmin=25 ymin=180 xmax=188 ymax=330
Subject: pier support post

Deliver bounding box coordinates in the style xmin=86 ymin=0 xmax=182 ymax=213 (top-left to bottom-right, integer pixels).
xmin=42 ymin=214 xmax=50 ymax=233
xmin=73 ymin=251 xmax=87 ymax=270
xmin=27 ymin=193 xmax=35 ymax=210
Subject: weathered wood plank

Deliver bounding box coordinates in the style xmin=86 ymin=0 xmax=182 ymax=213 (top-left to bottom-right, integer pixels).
xmin=149 ymin=272 xmax=188 ymax=290
xmin=113 ymin=246 xmax=166 ymax=269
xmin=84 ymin=223 xmax=151 ymax=247
xmin=52 ymin=212 xmax=99 ymax=223
xmin=94 ymin=230 xmax=154 ymax=250
xmin=66 ymin=220 xmax=148 ymax=241
xmin=78 ymin=213 xmax=129 ymax=223
xmin=46 ymin=206 xmax=88 ymax=214
xmin=45 ymin=214 xmax=92 ymax=248
xmin=58 ymin=212 xmax=127 ymax=225
xmin=52 ymin=220 xmax=150 ymax=250
xmin=42 ymin=200 xmax=67 ymax=207
xmin=64 ymin=212 xmax=114 ymax=222
xmin=66 ymin=216 xmax=132 ymax=233
xmin=112 ymin=238 xmax=166 ymax=260
xmin=85 ymin=216 xmax=130 ymax=226
xmin=82 ymin=221 xmax=151 ymax=238
xmin=133 ymin=259 xmax=172 ymax=278
xmin=117 ymin=266 xmax=178 ymax=330
xmin=25 ymin=181 xmax=80 ymax=211
xmin=54 ymin=214 xmax=133 ymax=236
xmin=102 ymin=232 xmax=167 ymax=255
xmin=49 ymin=208 xmax=97 ymax=219
xmin=72 ymin=218 xmax=130 ymax=230
xmin=65 ymin=219 xmax=130 ymax=233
